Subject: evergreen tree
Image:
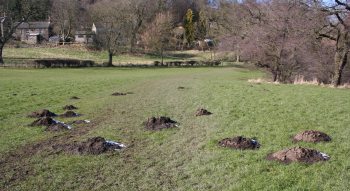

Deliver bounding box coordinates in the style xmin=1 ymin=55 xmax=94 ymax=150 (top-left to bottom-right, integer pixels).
xmin=184 ymin=8 xmax=194 ymax=46
xmin=196 ymin=10 xmax=207 ymax=40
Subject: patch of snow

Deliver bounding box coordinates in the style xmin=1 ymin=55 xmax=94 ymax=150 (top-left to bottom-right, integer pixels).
xmin=320 ymin=152 xmax=330 ymax=160
xmin=105 ymin=140 xmax=126 ymax=149
xmin=53 ymin=119 xmax=72 ymax=130
xmin=65 ymin=125 xmax=73 ymax=130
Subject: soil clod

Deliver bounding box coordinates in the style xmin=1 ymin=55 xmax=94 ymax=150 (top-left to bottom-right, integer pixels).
xmin=267 ymin=146 xmax=330 ymax=164
xmin=195 ymin=108 xmax=212 ymax=116
xmin=60 ymin=111 xmax=80 ymax=118
xmin=45 ymin=123 xmax=71 ymax=132
xmin=53 ymin=137 xmax=125 ymax=155
xmin=293 ymin=130 xmax=331 ymax=143
xmin=219 ymin=136 xmax=260 ymax=150
xmin=30 ymin=117 xmax=56 ymax=127
xmin=28 ymin=109 xmax=57 ymax=118
xmin=63 ymin=105 xmax=78 ymax=110
xmin=144 ymin=116 xmax=178 ymax=130
xmin=112 ymin=92 xmax=127 ymax=96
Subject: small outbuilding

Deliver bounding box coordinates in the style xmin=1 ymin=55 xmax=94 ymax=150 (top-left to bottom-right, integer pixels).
xmin=74 ymin=31 xmax=94 ymax=44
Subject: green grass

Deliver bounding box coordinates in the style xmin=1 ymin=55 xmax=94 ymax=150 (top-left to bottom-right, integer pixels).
xmin=3 ymin=46 xmax=213 ymax=65
xmin=1 ymin=67 xmax=350 ymax=190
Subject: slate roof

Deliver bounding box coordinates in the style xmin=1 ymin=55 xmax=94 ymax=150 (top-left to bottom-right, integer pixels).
xmin=16 ymin=22 xmax=51 ymax=29
xmin=75 ymin=31 xmax=94 ymax=35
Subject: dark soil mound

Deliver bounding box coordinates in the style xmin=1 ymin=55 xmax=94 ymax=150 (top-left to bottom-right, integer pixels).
xmin=45 ymin=123 xmax=70 ymax=132
xmin=60 ymin=111 xmax=80 ymax=118
xmin=112 ymin=92 xmax=127 ymax=96
xmin=77 ymin=137 xmax=108 ymax=155
xmin=30 ymin=117 xmax=56 ymax=127
xmin=219 ymin=136 xmax=260 ymax=150
xmin=28 ymin=109 xmax=57 ymax=118
xmin=53 ymin=137 xmax=124 ymax=155
xmin=70 ymin=96 xmax=80 ymax=100
xmin=293 ymin=130 xmax=331 ymax=143
xmin=195 ymin=108 xmax=212 ymax=116
xmin=144 ymin=116 xmax=177 ymax=130
xmin=63 ymin=105 xmax=78 ymax=110
xmin=267 ymin=146 xmax=330 ymax=164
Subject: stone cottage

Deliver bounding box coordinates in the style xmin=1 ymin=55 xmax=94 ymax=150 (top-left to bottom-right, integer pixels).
xmin=14 ymin=21 xmax=52 ymax=44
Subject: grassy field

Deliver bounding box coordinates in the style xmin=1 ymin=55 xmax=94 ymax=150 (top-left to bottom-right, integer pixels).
xmin=3 ymin=46 xmax=213 ymax=65
xmin=1 ymin=66 xmax=350 ymax=190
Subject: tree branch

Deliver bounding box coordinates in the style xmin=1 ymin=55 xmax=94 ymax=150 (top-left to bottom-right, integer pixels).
xmin=335 ymin=0 xmax=350 ymax=11
xmin=335 ymin=12 xmax=345 ymax=26
xmin=318 ymin=33 xmax=336 ymax=41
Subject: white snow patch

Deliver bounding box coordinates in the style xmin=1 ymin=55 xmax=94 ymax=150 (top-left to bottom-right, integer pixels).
xmin=105 ymin=140 xmax=126 ymax=149
xmin=320 ymin=152 xmax=330 ymax=160
xmin=53 ymin=119 xmax=72 ymax=130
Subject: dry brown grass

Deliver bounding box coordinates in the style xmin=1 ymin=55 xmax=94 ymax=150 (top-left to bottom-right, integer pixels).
xmin=247 ymin=78 xmax=280 ymax=85
xmin=248 ymin=76 xmax=350 ymax=89
xmin=293 ymin=75 xmax=320 ymax=85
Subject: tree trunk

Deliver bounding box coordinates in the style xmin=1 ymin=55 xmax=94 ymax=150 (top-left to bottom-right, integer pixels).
xmin=0 ymin=44 xmax=4 ymax=65
xmin=333 ymin=50 xmax=348 ymax=86
xmin=130 ymin=19 xmax=143 ymax=53
xmin=236 ymin=45 xmax=240 ymax=63
xmin=130 ymin=33 xmax=136 ymax=53
xmin=271 ymin=61 xmax=281 ymax=82
xmin=108 ymin=51 xmax=113 ymax=67
xmin=272 ymin=72 xmax=278 ymax=82
xmin=161 ymin=48 xmax=164 ymax=65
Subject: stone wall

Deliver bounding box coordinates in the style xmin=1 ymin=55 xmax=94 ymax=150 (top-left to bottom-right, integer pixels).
xmin=1 ymin=59 xmax=95 ymax=68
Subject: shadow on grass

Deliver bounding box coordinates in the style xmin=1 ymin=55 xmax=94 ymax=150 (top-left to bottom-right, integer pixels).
xmin=4 ymin=57 xmax=37 ymax=60
xmin=144 ymin=52 xmax=196 ymax=60
xmin=223 ymin=62 xmax=258 ymax=70
xmin=165 ymin=52 xmax=197 ymax=59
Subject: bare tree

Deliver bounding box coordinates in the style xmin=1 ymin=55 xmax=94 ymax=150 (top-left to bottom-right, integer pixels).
xmin=50 ymin=0 xmax=79 ymax=42
xmin=216 ymin=1 xmax=251 ymax=62
xmin=141 ymin=12 xmax=173 ymax=65
xmin=128 ymin=0 xmax=159 ymax=53
xmin=0 ymin=0 xmax=44 ymax=64
xmin=315 ymin=0 xmax=350 ymax=86
xmin=91 ymin=0 xmax=132 ymax=66
xmin=220 ymin=0 xmax=322 ymax=83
